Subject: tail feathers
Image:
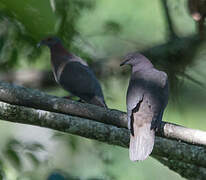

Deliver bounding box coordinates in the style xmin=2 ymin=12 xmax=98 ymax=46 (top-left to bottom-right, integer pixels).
xmin=129 ymin=123 xmax=155 ymax=161
xmin=90 ymin=96 xmax=107 ymax=108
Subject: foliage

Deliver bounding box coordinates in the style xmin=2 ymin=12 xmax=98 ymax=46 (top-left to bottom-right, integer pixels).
xmin=0 ymin=138 xmax=46 ymax=179
xmin=0 ymin=0 xmax=95 ymax=70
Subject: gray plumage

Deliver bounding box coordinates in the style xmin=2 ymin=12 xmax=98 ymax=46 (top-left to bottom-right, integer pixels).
xmin=120 ymin=52 xmax=169 ymax=161
xmin=38 ymin=37 xmax=107 ymax=108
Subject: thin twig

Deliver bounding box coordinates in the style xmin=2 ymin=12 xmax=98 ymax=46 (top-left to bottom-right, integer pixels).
xmin=161 ymin=0 xmax=177 ymax=40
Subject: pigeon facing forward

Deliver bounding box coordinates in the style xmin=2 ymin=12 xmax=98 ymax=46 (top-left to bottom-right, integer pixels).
xmin=38 ymin=37 xmax=107 ymax=108
xmin=120 ymin=52 xmax=169 ymax=161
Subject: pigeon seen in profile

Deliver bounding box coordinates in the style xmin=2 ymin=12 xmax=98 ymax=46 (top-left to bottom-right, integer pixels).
xmin=120 ymin=52 xmax=169 ymax=161
xmin=38 ymin=37 xmax=107 ymax=108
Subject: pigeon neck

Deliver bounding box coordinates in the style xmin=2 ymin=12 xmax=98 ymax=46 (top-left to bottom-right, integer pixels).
xmin=49 ymin=43 xmax=72 ymax=75
xmin=132 ymin=62 xmax=153 ymax=73
xmin=50 ymin=43 xmax=71 ymax=57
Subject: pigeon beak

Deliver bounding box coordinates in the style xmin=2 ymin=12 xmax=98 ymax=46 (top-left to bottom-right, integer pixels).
xmin=120 ymin=59 xmax=129 ymax=66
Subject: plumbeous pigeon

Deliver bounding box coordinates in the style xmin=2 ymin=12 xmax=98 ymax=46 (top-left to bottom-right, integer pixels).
xmin=120 ymin=52 xmax=169 ymax=161
xmin=38 ymin=37 xmax=107 ymax=108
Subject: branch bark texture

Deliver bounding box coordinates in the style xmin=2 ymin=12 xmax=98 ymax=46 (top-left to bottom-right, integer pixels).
xmin=0 ymin=82 xmax=206 ymax=179
xmin=0 ymin=101 xmax=206 ymax=167
xmin=0 ymin=81 xmax=206 ymax=147
xmin=1 ymin=100 xmax=206 ymax=180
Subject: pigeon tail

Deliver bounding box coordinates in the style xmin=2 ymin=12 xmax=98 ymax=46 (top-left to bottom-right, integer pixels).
xmin=129 ymin=122 xmax=155 ymax=161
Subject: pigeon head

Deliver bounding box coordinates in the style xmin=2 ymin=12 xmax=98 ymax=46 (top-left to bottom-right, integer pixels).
xmin=38 ymin=37 xmax=61 ymax=48
xmin=120 ymin=52 xmax=152 ymax=67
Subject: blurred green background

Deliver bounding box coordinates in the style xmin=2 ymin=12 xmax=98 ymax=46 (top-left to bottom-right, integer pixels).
xmin=0 ymin=0 xmax=205 ymax=179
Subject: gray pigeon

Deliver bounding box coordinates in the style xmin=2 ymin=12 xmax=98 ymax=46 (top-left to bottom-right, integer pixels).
xmin=120 ymin=52 xmax=169 ymax=161
xmin=38 ymin=37 xmax=107 ymax=108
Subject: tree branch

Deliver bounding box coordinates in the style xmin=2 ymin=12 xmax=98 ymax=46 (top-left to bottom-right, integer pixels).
xmin=0 ymin=81 xmax=128 ymax=128
xmin=1 ymin=101 xmax=206 ymax=172
xmin=1 ymin=81 xmax=206 ymax=178
xmin=0 ymin=101 xmax=128 ymax=148
xmin=154 ymin=155 xmax=206 ymax=180
xmin=0 ymin=81 xmax=206 ymax=147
